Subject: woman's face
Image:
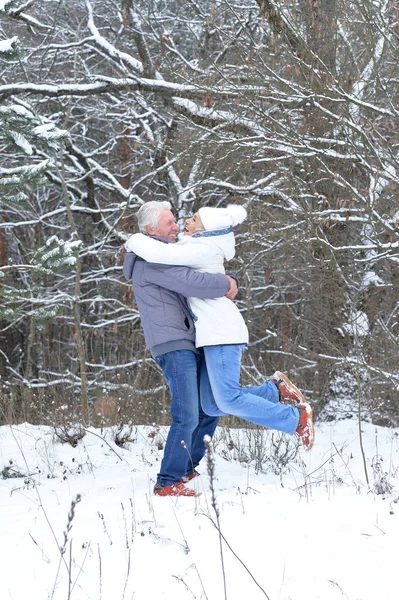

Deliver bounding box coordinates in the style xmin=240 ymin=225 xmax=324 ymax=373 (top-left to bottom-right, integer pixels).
xmin=183 ymin=212 xmax=204 ymax=236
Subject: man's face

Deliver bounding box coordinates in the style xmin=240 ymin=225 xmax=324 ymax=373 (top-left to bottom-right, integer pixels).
xmin=145 ymin=209 xmax=179 ymax=243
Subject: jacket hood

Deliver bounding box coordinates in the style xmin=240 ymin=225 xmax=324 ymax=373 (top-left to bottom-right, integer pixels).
xmin=123 ymin=235 xmax=170 ymax=280
xmin=123 ymin=251 xmax=138 ymax=281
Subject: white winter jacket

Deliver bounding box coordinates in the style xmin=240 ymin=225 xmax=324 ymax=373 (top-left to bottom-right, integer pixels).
xmin=125 ymin=229 xmax=249 ymax=347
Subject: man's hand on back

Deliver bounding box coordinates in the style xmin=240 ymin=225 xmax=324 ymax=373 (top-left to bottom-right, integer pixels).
xmin=225 ymin=275 xmax=238 ymax=300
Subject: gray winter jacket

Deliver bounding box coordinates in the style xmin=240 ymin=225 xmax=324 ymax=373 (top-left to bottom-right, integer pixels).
xmin=123 ymin=246 xmax=230 ymax=357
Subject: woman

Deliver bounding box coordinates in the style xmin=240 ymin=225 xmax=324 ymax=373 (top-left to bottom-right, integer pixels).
xmin=125 ymin=204 xmax=314 ymax=450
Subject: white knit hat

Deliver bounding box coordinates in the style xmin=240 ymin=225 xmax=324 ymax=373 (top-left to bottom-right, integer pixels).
xmin=198 ymin=204 xmax=247 ymax=231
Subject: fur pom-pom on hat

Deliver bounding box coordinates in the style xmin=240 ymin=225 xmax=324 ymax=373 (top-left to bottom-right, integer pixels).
xmin=198 ymin=204 xmax=247 ymax=231
xmin=226 ymin=204 xmax=247 ymax=227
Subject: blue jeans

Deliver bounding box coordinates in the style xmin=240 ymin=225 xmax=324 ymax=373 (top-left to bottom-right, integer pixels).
xmin=200 ymin=344 xmax=299 ymax=435
xmin=155 ymin=350 xmax=219 ymax=487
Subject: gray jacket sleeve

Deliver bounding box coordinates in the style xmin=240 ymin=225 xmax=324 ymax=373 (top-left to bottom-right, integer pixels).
xmin=145 ymin=263 xmax=230 ymax=299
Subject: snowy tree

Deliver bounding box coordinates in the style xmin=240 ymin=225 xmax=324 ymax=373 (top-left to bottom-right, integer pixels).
xmin=0 ymin=0 xmax=398 ymax=426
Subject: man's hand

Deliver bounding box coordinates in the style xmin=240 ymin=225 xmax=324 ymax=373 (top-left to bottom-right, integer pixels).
xmin=225 ymin=275 xmax=238 ymax=300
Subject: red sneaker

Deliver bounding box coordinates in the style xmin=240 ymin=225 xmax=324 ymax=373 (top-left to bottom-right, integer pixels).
xmin=181 ymin=470 xmax=200 ymax=483
xmin=271 ymin=371 xmax=306 ymax=407
xmin=153 ymin=482 xmax=200 ymax=497
xmin=295 ymin=403 xmax=315 ymax=451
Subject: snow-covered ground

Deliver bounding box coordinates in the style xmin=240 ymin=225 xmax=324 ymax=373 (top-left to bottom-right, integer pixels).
xmin=0 ymin=419 xmax=398 ymax=600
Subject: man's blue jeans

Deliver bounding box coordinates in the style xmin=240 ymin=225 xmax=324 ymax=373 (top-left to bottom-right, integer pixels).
xmin=200 ymin=344 xmax=299 ymax=435
xmin=155 ymin=350 xmax=219 ymax=487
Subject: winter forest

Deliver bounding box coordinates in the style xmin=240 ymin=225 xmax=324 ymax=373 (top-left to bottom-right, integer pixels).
xmin=1 ymin=0 xmax=398 ymax=430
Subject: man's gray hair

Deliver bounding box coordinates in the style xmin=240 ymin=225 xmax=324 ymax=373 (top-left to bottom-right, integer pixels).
xmin=136 ymin=201 xmax=172 ymax=233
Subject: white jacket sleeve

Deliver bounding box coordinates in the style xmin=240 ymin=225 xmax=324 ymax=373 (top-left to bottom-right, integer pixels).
xmin=124 ymin=233 xmax=212 ymax=268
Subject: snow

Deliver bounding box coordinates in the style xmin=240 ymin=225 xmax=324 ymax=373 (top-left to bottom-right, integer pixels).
xmin=86 ymin=1 xmax=144 ymax=75
xmin=362 ymin=270 xmax=385 ymax=288
xmin=343 ymin=310 xmax=370 ymax=338
xmin=0 ymin=0 xmax=13 ymax=12
xmin=349 ymin=34 xmax=385 ymax=122
xmin=33 ymin=123 xmax=70 ymax=141
xmin=0 ymin=36 xmax=18 ymax=53
xmin=172 ymin=98 xmax=265 ymax=135
xmin=1 ymin=419 xmax=398 ymax=600
xmin=10 ymin=131 xmax=33 ymax=155
xmin=0 ymin=104 xmax=33 ymax=118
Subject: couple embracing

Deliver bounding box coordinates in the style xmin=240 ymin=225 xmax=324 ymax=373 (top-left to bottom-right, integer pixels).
xmin=123 ymin=201 xmax=314 ymax=497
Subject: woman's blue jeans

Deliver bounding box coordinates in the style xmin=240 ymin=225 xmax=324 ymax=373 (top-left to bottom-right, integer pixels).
xmin=155 ymin=350 xmax=219 ymax=487
xmin=200 ymin=344 xmax=299 ymax=435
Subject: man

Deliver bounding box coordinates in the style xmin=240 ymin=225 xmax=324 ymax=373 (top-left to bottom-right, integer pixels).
xmin=123 ymin=201 xmax=237 ymax=497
